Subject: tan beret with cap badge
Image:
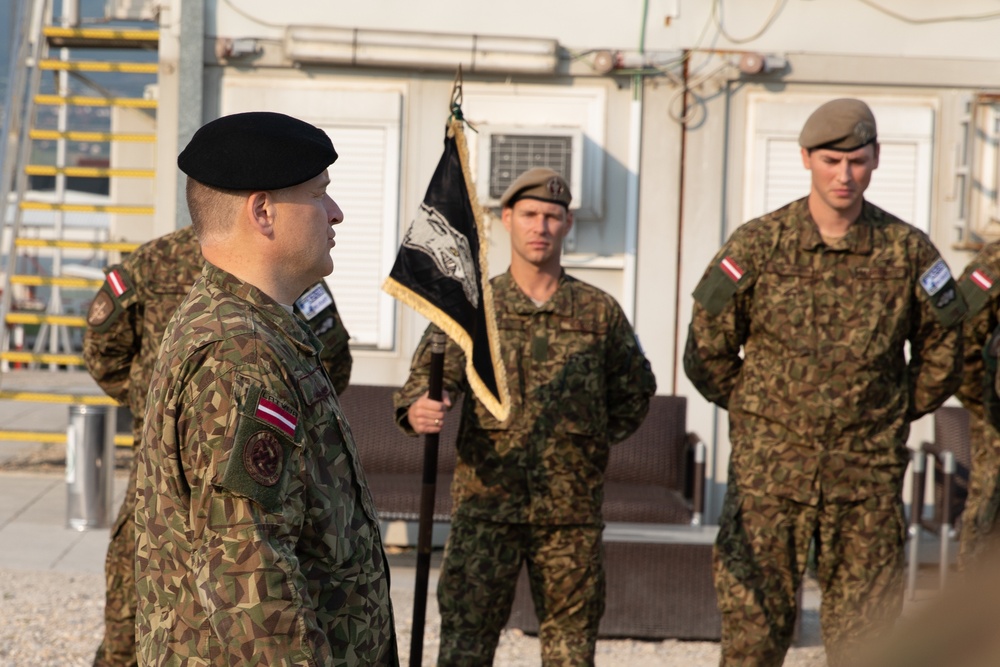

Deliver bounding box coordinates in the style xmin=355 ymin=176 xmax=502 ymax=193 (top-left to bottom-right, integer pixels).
xmin=798 ymin=98 xmax=877 ymax=151
xmin=500 ymin=167 xmax=573 ymax=209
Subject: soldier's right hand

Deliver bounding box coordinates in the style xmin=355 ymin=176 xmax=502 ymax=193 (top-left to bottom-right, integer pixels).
xmin=407 ymin=391 xmax=452 ymax=434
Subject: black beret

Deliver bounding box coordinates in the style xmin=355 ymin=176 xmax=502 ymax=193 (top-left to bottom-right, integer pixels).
xmin=500 ymin=167 xmax=573 ymax=209
xmin=799 ymin=98 xmax=877 ymax=152
xmin=178 ymin=111 xmax=337 ymax=190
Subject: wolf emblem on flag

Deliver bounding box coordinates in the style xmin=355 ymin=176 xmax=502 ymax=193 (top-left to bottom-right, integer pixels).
xmin=402 ymin=203 xmax=479 ymax=308
xmin=383 ymin=119 xmax=510 ymax=421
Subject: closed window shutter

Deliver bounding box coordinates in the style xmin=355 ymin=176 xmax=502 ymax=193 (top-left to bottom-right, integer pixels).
xmin=322 ymin=125 xmax=398 ymax=349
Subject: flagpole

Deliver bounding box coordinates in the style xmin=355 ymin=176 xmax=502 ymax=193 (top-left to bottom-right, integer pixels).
xmin=410 ymin=330 xmax=446 ymax=667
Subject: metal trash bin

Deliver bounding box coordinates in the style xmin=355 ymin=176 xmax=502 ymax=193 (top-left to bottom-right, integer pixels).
xmin=66 ymin=404 xmax=115 ymax=531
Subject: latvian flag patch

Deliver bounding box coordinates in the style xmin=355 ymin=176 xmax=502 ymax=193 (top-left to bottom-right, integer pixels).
xmin=720 ymin=256 xmax=745 ymax=283
xmin=106 ymin=269 xmax=129 ymax=297
xmin=255 ymin=396 xmax=298 ymax=437
xmin=971 ymin=268 xmax=994 ymax=292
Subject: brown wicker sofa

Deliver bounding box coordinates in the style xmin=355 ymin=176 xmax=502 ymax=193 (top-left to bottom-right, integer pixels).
xmin=338 ymin=385 xmax=719 ymax=640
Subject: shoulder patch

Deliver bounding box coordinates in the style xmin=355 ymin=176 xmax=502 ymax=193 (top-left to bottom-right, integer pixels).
xmin=919 ymin=259 xmax=952 ymax=297
xmin=719 ymin=256 xmax=745 ymax=282
xmin=222 ymin=420 xmax=294 ymax=513
xmin=220 ymin=386 xmax=299 ymax=512
xmin=105 ymin=268 xmax=132 ymax=298
xmin=928 ymin=281 xmax=967 ymax=328
xmin=295 ymin=281 xmax=333 ymax=321
xmin=254 ymin=396 xmax=298 ymax=437
xmin=242 ymin=431 xmax=284 ymax=486
xmin=693 ymin=256 xmax=749 ymax=316
xmin=960 ymin=266 xmax=998 ymax=317
xmin=86 ymin=290 xmax=115 ymax=327
xmin=970 ymin=268 xmax=995 ymax=292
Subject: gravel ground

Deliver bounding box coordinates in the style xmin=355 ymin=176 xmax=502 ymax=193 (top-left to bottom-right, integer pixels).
xmin=0 ymin=563 xmax=828 ymax=666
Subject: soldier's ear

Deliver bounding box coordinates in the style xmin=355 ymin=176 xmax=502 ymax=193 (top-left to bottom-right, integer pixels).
xmin=246 ymin=191 xmax=274 ymax=237
xmin=501 ymin=205 xmax=513 ymax=233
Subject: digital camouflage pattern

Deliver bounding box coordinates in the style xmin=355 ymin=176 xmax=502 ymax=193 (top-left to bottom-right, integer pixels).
xmin=395 ymin=270 xmax=656 ymax=665
xmin=955 ymin=240 xmax=1000 ymax=564
xmin=436 ymin=518 xmax=604 ymax=667
xmin=684 ymin=198 xmax=964 ymax=666
xmin=83 ymin=227 xmax=354 ymax=667
xmin=133 ymin=262 xmax=394 ymax=666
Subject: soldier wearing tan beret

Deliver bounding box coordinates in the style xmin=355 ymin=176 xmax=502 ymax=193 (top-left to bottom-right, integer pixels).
xmin=395 ymin=167 xmax=656 ymax=665
xmin=685 ymin=98 xmax=965 ymax=666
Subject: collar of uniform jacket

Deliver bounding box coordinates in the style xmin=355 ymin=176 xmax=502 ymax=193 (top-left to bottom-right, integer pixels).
xmin=501 ymin=269 xmax=576 ymax=316
xmin=201 ymin=261 xmax=320 ymax=356
xmin=796 ymin=197 xmax=875 ymax=255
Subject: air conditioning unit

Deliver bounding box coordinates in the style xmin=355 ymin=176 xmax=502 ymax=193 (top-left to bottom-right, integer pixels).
xmin=475 ymin=126 xmax=585 ymax=211
xmin=104 ymin=0 xmax=158 ymax=21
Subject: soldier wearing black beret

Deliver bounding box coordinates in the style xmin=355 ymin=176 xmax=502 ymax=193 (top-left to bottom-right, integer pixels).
xmin=685 ymin=99 xmax=965 ymax=666
xmin=134 ymin=112 xmax=399 ymax=666
xmin=395 ymin=165 xmax=656 ymax=665
xmin=85 ymin=111 xmax=357 ymax=667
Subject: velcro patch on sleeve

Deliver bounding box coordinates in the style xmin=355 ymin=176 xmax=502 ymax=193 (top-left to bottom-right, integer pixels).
xmin=960 ymin=266 xmax=998 ymax=318
xmin=719 ymin=256 xmax=745 ymax=282
xmin=219 ymin=386 xmax=299 ymax=513
xmin=929 ymin=281 xmax=966 ymax=328
xmin=294 ymin=281 xmax=334 ymax=321
xmin=106 ymin=268 xmax=132 ymax=297
xmin=86 ymin=289 xmax=117 ymax=329
xmin=920 ymin=259 xmax=966 ymax=326
xmin=86 ymin=264 xmax=134 ymax=333
xmin=919 ymin=259 xmax=952 ymax=297
xmin=221 ymin=419 xmax=294 ymax=513
xmin=970 ymin=268 xmax=994 ymax=291
xmin=692 ymin=257 xmax=747 ymax=316
xmin=255 ymin=396 xmax=298 ymax=437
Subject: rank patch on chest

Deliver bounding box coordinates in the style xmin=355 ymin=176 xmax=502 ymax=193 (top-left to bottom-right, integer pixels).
xmin=242 ymin=431 xmax=283 ymax=486
xmin=720 ymin=256 xmax=744 ymax=282
xmin=295 ymin=282 xmax=333 ymax=320
xmin=919 ymin=259 xmax=952 ymax=297
xmin=106 ymin=269 xmax=129 ymax=297
xmin=971 ymin=268 xmax=994 ymax=292
xmin=255 ymin=396 xmax=297 ymax=437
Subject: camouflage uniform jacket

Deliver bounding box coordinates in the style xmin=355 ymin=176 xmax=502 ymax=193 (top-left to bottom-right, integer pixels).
xmin=134 ymin=262 xmax=396 ymax=666
xmin=956 ymin=240 xmax=1000 ymax=418
xmin=82 ymin=225 xmax=203 ymax=444
xmin=83 ymin=227 xmax=353 ymax=447
xmin=684 ymin=198 xmax=965 ymax=504
xmin=394 ymin=270 xmax=657 ymax=526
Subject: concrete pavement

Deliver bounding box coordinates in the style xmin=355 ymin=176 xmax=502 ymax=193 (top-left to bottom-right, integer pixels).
xmin=0 ymin=369 xmax=120 ymax=574
xmin=0 ymin=470 xmax=124 ymax=574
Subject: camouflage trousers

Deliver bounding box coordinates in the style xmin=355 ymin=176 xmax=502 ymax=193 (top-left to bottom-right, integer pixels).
xmin=714 ymin=489 xmax=906 ymax=667
xmin=959 ymin=414 xmax=1000 ymax=565
xmin=436 ymin=518 xmax=605 ymax=667
xmin=92 ymin=461 xmax=138 ymax=667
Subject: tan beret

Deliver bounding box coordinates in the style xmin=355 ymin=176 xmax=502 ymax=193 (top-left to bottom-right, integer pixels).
xmin=798 ymin=98 xmax=877 ymax=151
xmin=499 ymin=167 xmax=572 ymax=209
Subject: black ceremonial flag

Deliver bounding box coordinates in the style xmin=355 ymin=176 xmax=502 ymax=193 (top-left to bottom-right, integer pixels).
xmin=383 ymin=119 xmax=510 ymax=421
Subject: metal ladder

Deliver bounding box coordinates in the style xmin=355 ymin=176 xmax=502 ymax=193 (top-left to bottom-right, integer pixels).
xmin=0 ymin=0 xmax=159 ymax=444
